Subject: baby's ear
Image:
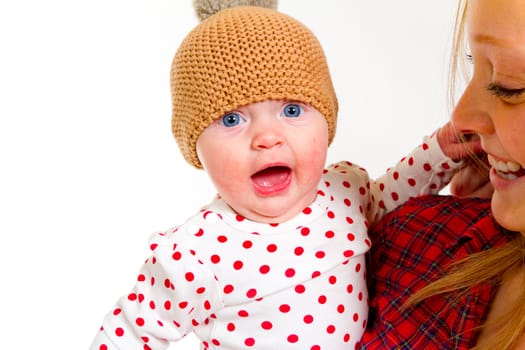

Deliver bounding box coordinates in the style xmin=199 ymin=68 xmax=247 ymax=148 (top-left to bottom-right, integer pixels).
xmin=193 ymin=0 xmax=278 ymax=21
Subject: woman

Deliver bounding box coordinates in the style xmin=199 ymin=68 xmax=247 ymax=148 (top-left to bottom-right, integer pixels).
xmin=449 ymin=0 xmax=525 ymax=347
xmin=360 ymin=0 xmax=525 ymax=348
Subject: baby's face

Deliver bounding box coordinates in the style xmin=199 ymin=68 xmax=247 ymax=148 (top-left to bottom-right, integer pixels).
xmin=196 ymin=99 xmax=329 ymax=223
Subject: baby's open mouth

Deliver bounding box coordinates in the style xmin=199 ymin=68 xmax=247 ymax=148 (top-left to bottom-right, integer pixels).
xmin=251 ymin=166 xmax=292 ymax=194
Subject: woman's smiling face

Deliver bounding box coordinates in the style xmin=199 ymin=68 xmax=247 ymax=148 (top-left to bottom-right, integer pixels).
xmin=452 ymin=0 xmax=525 ymax=233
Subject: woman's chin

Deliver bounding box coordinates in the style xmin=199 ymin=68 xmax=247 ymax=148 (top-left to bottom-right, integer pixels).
xmin=491 ymin=193 xmax=525 ymax=234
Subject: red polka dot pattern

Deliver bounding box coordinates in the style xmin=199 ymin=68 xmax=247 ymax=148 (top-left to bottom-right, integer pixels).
xmin=90 ymin=134 xmax=462 ymax=349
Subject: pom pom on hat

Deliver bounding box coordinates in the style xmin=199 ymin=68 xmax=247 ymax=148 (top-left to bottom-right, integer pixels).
xmin=193 ymin=0 xmax=278 ymax=21
xmin=171 ymin=1 xmax=338 ymax=168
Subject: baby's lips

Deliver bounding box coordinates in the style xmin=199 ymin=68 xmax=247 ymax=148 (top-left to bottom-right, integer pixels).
xmin=251 ymin=166 xmax=291 ymax=194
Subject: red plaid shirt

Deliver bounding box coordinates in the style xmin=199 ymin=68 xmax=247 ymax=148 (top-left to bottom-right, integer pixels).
xmin=359 ymin=195 xmax=516 ymax=350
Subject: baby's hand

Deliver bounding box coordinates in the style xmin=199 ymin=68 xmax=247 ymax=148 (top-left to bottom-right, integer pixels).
xmin=436 ymin=122 xmax=483 ymax=162
xmin=437 ymin=122 xmax=493 ymax=198
xmin=449 ymin=161 xmax=493 ymax=198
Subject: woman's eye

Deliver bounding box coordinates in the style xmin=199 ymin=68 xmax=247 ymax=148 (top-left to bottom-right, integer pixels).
xmin=221 ymin=113 xmax=243 ymax=127
xmin=488 ymin=83 xmax=525 ymax=100
xmin=283 ymin=103 xmax=303 ymax=118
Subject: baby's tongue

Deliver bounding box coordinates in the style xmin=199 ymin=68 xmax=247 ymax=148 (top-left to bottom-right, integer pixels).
xmin=251 ymin=166 xmax=291 ymax=190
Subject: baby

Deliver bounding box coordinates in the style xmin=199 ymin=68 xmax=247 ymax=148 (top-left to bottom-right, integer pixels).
xmin=90 ymin=3 xmax=475 ymax=349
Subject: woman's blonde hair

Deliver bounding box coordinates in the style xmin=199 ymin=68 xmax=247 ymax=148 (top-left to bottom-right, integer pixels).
xmin=407 ymin=1 xmax=525 ymax=349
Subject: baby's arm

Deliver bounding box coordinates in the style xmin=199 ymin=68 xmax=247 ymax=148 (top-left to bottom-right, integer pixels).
xmin=366 ymin=122 xmax=473 ymax=226
xmin=89 ymin=231 xmax=222 ymax=350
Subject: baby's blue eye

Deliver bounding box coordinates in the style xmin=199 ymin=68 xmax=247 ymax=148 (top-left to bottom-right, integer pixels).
xmin=221 ymin=113 xmax=243 ymax=127
xmin=283 ymin=104 xmax=302 ymax=118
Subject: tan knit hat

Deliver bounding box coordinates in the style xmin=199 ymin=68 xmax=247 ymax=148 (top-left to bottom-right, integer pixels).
xmin=171 ymin=5 xmax=338 ymax=168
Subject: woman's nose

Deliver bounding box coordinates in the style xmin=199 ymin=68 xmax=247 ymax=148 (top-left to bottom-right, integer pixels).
xmin=451 ymin=82 xmax=494 ymax=136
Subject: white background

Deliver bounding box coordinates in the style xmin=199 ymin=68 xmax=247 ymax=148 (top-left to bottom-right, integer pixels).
xmin=0 ymin=1 xmax=458 ymax=348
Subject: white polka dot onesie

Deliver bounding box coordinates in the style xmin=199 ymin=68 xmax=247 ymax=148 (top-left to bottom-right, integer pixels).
xmin=90 ymin=134 xmax=461 ymax=349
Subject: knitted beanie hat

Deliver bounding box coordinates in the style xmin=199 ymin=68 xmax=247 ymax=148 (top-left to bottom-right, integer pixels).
xmin=171 ymin=3 xmax=338 ymax=168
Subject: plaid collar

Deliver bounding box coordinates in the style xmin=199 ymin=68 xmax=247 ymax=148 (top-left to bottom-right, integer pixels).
xmin=360 ymin=195 xmax=516 ymax=349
